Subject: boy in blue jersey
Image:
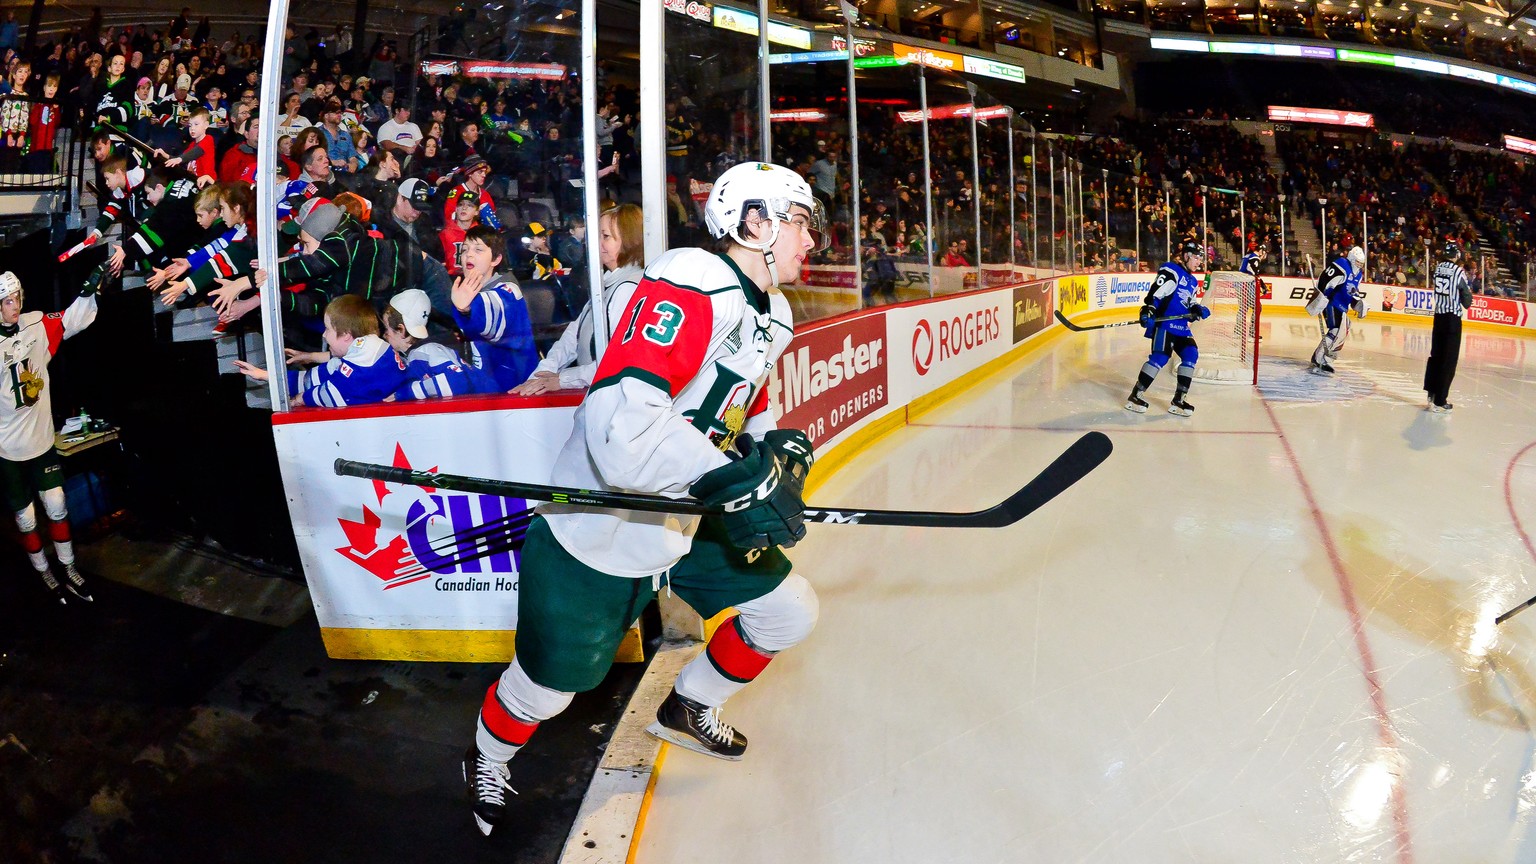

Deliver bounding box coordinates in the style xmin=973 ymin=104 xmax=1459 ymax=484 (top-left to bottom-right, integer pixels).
xmin=1308 ymin=245 xmax=1367 ymax=375
xmin=234 ymin=294 xmax=407 ymax=407
xmin=451 ymin=225 xmax=540 ymax=391
xmin=1126 ymin=239 xmax=1210 ymax=417
xmin=382 ymin=289 xmax=498 ymax=401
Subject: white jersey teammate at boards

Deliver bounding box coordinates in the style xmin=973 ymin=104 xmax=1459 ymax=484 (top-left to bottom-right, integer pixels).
xmin=462 ymin=161 xmax=830 ymax=837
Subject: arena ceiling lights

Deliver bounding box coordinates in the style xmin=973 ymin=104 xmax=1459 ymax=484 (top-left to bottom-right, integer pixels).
xmin=1505 ymin=134 xmax=1536 ymax=154
xmin=767 ymin=42 xmax=1027 ymax=83
xmin=1148 ymin=35 xmax=1536 ymax=95
xmin=1267 ymin=105 xmax=1376 ymax=126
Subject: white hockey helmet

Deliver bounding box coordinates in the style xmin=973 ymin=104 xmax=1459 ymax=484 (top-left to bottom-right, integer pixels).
xmin=705 ymin=161 xmax=828 ymax=254
xmin=1347 ymin=246 xmax=1366 ymax=269
xmin=0 ymin=271 xmax=20 ymax=302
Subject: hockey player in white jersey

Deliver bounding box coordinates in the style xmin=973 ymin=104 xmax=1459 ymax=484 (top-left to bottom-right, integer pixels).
xmin=462 ymin=161 xmax=826 ymax=837
xmin=0 ymin=267 xmax=106 ymax=604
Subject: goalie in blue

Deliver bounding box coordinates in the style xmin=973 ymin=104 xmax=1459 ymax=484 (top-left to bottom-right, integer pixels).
xmin=1126 ymin=239 xmax=1210 ymax=417
xmin=1308 ymin=245 xmax=1367 ymax=375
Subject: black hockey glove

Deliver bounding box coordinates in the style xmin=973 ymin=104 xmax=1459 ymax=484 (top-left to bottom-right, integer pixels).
xmin=761 ymin=428 xmax=815 ymax=495
xmin=692 ymin=436 xmax=806 ymax=551
xmin=1186 ymin=305 xmax=1210 ymax=322
xmin=80 ymin=262 xmax=111 ymax=297
xmin=1138 ymin=304 xmax=1155 ymax=327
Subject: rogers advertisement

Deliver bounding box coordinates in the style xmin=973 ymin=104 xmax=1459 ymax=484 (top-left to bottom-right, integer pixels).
xmin=1467 ymin=294 xmax=1530 ymax=327
xmin=766 ymin=314 xmax=888 ymax=447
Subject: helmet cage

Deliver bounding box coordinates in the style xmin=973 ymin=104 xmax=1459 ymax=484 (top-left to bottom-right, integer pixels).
xmin=726 ymin=196 xmax=829 ymax=255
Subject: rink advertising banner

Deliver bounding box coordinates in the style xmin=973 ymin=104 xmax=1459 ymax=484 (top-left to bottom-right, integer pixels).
xmin=273 ymin=404 xmax=577 ymax=633
xmin=1398 ymin=287 xmax=1437 ymax=316
xmin=1105 ymin=273 xmax=1155 ymax=307
xmin=1058 ymin=276 xmax=1089 ymax=316
xmin=767 ymin=314 xmax=889 ymax=448
xmin=887 ymin=290 xmax=1012 ymax=396
xmin=1467 ymin=294 xmax=1530 ymax=327
xmin=1012 ymin=282 xmax=1051 ymax=343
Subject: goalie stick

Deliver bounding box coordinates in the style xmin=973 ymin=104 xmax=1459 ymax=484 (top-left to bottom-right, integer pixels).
xmin=1053 ymin=310 xmax=1192 ymax=333
xmin=332 ymin=430 xmax=1111 ymax=530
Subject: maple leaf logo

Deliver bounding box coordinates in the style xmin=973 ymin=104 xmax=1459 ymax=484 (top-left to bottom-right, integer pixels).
xmin=335 ymin=443 xmax=441 ymax=590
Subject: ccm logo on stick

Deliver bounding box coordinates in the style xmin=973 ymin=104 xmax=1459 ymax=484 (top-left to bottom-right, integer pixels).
xmin=912 ymin=309 xmax=1002 ymax=375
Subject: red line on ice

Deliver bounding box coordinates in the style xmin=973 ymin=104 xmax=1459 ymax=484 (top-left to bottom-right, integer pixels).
xmin=1503 ymin=441 xmax=1536 ymax=568
xmin=1260 ymin=399 xmax=1414 ymax=864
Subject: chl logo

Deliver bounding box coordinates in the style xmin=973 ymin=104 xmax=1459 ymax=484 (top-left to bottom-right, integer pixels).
xmin=335 ymin=443 xmax=526 ymax=590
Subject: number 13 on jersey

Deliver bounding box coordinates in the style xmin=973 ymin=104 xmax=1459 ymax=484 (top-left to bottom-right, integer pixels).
xmin=621 ymin=297 xmax=686 ymax=347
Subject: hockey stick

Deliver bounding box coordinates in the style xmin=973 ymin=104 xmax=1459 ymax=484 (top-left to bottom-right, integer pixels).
xmin=57 ymin=234 xmax=101 ymax=263
xmin=107 ymin=126 xmax=172 ymax=164
xmin=1053 ymin=310 xmax=1190 ymax=333
xmin=1496 ymin=595 xmax=1536 ymax=625
xmin=332 ymin=431 xmax=1111 ymax=529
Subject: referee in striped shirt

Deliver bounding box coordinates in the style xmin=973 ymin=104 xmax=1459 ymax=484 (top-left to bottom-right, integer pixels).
xmin=1425 ymin=241 xmax=1473 ymax=413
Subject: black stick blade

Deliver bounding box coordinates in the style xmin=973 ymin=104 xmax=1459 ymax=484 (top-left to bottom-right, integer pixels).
xmin=1054 ymin=309 xmax=1087 ymax=331
xmin=803 ymin=431 xmax=1112 ymax=528
xmin=1496 ymin=595 xmax=1536 ymax=625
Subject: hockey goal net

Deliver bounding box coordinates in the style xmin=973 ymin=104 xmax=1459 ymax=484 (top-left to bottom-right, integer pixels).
xmin=1195 ymin=271 xmax=1260 ymax=385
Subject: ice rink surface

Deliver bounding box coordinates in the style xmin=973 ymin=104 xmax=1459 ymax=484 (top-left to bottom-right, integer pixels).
xmin=637 ymin=311 xmax=1536 ymax=863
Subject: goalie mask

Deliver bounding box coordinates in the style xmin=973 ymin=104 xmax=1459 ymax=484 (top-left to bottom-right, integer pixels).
xmin=705 ymin=162 xmax=828 ymax=289
xmin=1347 ymin=246 xmax=1366 ymax=270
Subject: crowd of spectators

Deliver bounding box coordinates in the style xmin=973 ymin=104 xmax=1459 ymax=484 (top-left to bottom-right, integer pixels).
xmin=0 ymin=9 xmax=666 ymax=409
xmin=0 ymin=2 xmax=1532 ymax=407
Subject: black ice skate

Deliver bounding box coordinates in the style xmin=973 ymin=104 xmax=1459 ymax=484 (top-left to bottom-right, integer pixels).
xmin=463 ymin=745 xmax=515 ymax=836
xmin=62 ymin=562 xmax=93 ymax=602
xmin=1124 ymin=391 xmax=1149 ymax=414
xmin=36 ymin=568 xmax=66 ymax=604
xmin=647 ymin=691 xmax=747 ymax=761
xmin=1430 ymin=402 xmax=1454 ymax=414
xmin=1168 ymin=396 xmax=1195 ymax=417
xmin=1311 ymin=361 xmax=1335 ymax=375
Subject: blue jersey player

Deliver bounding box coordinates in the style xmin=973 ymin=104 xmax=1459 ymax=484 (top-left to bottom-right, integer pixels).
xmin=1309 ymin=245 xmax=1367 ymax=374
xmin=1126 ymin=239 xmax=1210 ymax=416
xmin=1239 ymin=243 xmax=1265 ymax=276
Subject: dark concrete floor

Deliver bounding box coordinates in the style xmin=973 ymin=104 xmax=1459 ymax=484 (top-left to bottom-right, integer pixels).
xmin=0 ymin=538 xmax=648 ymax=864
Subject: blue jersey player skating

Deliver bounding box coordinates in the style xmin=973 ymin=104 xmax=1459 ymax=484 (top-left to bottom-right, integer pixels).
xmin=1126 ymin=239 xmax=1210 ymax=417
xmin=1308 ymin=245 xmax=1367 ymax=375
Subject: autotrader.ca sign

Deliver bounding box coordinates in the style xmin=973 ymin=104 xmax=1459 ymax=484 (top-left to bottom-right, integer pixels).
xmin=766 ymin=314 xmax=888 ymax=447
xmin=1467 ymin=294 xmax=1529 ymax=327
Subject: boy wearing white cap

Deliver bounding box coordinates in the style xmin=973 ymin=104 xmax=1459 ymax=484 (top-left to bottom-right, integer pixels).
xmin=382 ymin=289 xmax=496 ymax=401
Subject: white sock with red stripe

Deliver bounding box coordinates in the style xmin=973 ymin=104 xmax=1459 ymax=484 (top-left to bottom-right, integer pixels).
xmin=475 ymin=657 xmax=574 ymax=764
xmin=675 ymin=575 xmax=820 ymax=706
xmin=40 ymin=488 xmax=73 ymax=565
xmin=15 ymin=504 xmax=48 ymax=572
xmin=47 ymin=520 xmax=74 ymax=565
xmin=675 ymin=615 xmax=775 ymax=707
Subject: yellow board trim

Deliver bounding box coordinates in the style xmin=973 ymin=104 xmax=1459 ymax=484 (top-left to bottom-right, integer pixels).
xmin=627 ymin=743 xmax=669 ymax=864
xmin=318 ymin=625 xmax=646 ymax=664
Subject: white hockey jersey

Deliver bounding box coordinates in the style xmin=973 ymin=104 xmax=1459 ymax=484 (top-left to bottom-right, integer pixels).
xmin=541 ymin=248 xmax=793 ymax=577
xmin=0 ymin=294 xmax=99 ymax=461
